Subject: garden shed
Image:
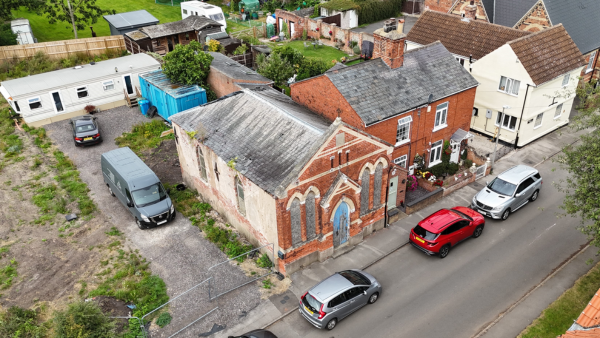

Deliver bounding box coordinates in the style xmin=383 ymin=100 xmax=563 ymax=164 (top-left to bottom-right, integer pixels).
xmin=139 ymin=70 xmax=207 ymax=121
xmin=103 ymin=10 xmax=159 ymax=36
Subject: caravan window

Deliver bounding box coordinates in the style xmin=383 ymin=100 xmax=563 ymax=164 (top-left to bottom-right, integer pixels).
xmin=102 ymin=80 xmax=114 ymax=91
xmin=183 ymin=9 xmax=188 ymax=14
xmin=77 ymin=86 xmax=89 ymax=98
xmin=13 ymin=101 xmax=20 ymax=112
xmin=28 ymin=97 xmax=42 ymax=110
xmin=209 ymin=13 xmax=224 ymax=21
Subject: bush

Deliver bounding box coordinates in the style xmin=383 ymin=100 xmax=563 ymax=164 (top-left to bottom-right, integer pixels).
xmin=0 ymin=306 xmax=48 ymax=338
xmin=156 ymin=312 xmax=172 ymax=328
xmin=296 ymin=57 xmax=331 ymax=81
xmin=115 ymin=120 xmax=173 ymax=155
xmin=256 ymin=253 xmax=273 ymax=268
xmin=233 ymin=44 xmax=248 ymax=55
xmin=429 ymin=163 xmax=447 ymax=178
xmin=447 ymin=162 xmax=459 ymax=175
xmin=53 ymin=301 xmax=116 ymax=338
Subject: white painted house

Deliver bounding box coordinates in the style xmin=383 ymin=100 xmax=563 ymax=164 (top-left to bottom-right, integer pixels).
xmin=406 ymin=11 xmax=585 ymax=147
xmin=0 ymin=53 xmax=160 ymax=127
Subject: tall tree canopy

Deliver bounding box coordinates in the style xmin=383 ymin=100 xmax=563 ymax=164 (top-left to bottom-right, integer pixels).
xmin=0 ymin=23 xmax=18 ymax=46
xmin=0 ymin=0 xmax=44 ymax=22
xmin=44 ymin=0 xmax=115 ymax=38
xmin=163 ymin=40 xmax=213 ymax=86
xmin=557 ymin=80 xmax=600 ymax=247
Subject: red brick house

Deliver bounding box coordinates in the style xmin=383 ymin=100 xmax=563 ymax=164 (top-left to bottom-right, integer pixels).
xmin=206 ymin=52 xmax=272 ymax=98
xmin=170 ymin=86 xmax=404 ymax=275
xmin=290 ymin=20 xmax=478 ymax=210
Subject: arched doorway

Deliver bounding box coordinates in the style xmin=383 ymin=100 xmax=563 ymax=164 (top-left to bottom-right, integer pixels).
xmin=333 ymin=201 xmax=350 ymax=247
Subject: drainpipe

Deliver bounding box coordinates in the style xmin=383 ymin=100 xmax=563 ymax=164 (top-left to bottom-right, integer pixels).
xmin=514 ymin=84 xmax=531 ymax=148
xmin=589 ymin=48 xmax=599 ymax=84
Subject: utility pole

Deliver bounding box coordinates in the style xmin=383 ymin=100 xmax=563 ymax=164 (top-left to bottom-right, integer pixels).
xmin=491 ymin=105 xmax=511 ymax=169
xmin=67 ymin=0 xmax=77 ymax=39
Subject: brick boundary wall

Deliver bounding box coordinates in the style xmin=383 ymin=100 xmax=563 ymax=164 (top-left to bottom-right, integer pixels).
xmin=405 ymin=188 xmax=443 ymax=214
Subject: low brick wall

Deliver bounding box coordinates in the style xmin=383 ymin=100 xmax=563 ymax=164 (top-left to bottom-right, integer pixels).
xmin=443 ymin=172 xmax=476 ymax=197
xmin=405 ymin=188 xmax=443 ymax=214
xmin=417 ymin=177 xmax=438 ymax=192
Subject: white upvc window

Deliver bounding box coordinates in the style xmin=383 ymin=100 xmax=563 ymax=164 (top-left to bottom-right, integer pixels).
xmin=534 ymin=112 xmax=543 ymax=129
xmin=76 ymin=86 xmax=89 ymax=98
xmin=561 ymin=74 xmax=570 ymax=87
xmin=496 ymin=112 xmax=517 ymax=131
xmin=554 ymin=103 xmax=563 ymax=119
xmin=102 ymin=80 xmax=115 ymax=91
xmin=434 ymin=102 xmax=448 ymax=131
xmin=28 ymin=97 xmax=42 ymax=110
xmin=587 ymin=51 xmax=597 ymax=73
xmin=393 ymin=155 xmax=407 ymax=168
xmin=395 ymin=116 xmax=412 ymax=146
xmin=429 ymin=140 xmax=443 ymax=166
xmin=498 ymin=76 xmax=520 ymax=96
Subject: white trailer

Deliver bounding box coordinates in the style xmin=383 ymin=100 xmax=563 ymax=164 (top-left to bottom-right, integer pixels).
xmin=181 ymin=1 xmax=226 ymax=32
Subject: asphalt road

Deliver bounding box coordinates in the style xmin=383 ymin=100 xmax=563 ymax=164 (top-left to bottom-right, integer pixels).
xmin=266 ymin=158 xmax=588 ymax=338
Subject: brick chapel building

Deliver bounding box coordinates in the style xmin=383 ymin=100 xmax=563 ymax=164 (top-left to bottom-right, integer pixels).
xmin=170 ymin=86 xmax=405 ymax=275
xmin=290 ymin=19 xmax=478 ymax=211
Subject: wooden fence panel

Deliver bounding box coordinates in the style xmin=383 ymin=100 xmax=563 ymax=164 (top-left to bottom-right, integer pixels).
xmin=0 ymin=36 xmax=125 ymax=61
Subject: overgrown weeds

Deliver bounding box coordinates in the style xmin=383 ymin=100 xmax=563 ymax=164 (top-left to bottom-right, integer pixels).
xmin=52 ymin=301 xmax=116 ymax=338
xmin=0 ymin=259 xmax=18 ymax=290
xmin=0 ymin=306 xmax=49 ymax=337
xmin=115 ymin=120 xmax=174 ymax=156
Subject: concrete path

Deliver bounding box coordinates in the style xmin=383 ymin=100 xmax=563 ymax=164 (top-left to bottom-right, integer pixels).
xmin=351 ymin=15 xmax=418 ymax=35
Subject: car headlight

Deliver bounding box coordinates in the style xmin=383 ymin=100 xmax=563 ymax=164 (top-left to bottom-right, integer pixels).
xmin=492 ymin=205 xmax=503 ymax=211
xmin=141 ymin=215 xmax=150 ymax=222
xmin=472 ymin=196 xmax=477 ymax=204
xmin=170 ymin=204 xmax=175 ymax=213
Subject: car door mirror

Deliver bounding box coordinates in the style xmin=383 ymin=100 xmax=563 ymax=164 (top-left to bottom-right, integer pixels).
xmin=363 ymin=291 xmax=367 ymax=296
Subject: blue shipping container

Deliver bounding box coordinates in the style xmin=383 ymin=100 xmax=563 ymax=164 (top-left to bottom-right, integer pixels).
xmin=139 ymin=70 xmax=207 ymax=122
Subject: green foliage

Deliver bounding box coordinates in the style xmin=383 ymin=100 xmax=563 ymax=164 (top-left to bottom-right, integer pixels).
xmin=257 ymin=53 xmax=294 ymax=88
xmin=281 ymin=21 xmax=289 ymax=39
xmin=320 ymin=0 xmax=359 ymax=12
xmin=207 ymin=39 xmax=223 ymax=53
xmin=428 ymin=163 xmax=446 ymax=178
xmin=0 ymin=23 xmax=17 ymax=46
xmin=163 ymin=41 xmax=214 ymax=86
xmin=463 ymin=159 xmax=473 ymax=168
xmin=356 ymin=0 xmax=403 ymax=25
xmin=52 ymin=150 xmax=96 ymax=216
xmin=155 ymin=312 xmax=172 ymax=328
xmin=296 ymin=57 xmax=330 ymax=81
xmin=0 ymin=306 xmax=49 ymax=338
xmin=43 ymin=0 xmax=116 ymax=37
xmin=53 ymin=301 xmax=116 ymax=338
xmin=0 ymin=259 xmax=18 ymax=290
xmin=262 ymin=279 xmax=272 ymax=289
xmin=105 ymin=227 xmax=122 ymax=236
xmin=447 ymin=162 xmax=459 ymax=175
xmin=115 ymin=120 xmax=173 ymax=156
xmin=203 ymin=223 xmax=252 ymax=262
xmin=233 ymin=44 xmax=249 ymax=55
xmin=256 ymin=253 xmax=272 ymax=268
xmin=272 ymin=45 xmax=304 ymax=66
xmin=227 ymin=157 xmax=238 ymax=170
xmin=0 ymin=0 xmax=44 ymax=22
xmin=311 ymin=4 xmax=320 ymax=18
xmin=301 ymin=29 xmax=307 ymax=41
xmin=164 ymin=183 xmax=199 ymax=217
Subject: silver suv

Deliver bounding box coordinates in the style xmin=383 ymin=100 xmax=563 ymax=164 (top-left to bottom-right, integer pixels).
xmin=299 ymin=269 xmax=382 ymax=330
xmin=471 ymin=165 xmax=542 ymax=220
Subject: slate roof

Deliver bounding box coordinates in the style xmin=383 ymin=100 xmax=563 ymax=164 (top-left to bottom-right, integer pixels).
xmin=140 ymin=16 xmax=221 ymax=39
xmin=406 ymin=11 xmax=529 ymax=60
xmin=103 ymin=10 xmax=159 ymax=30
xmin=481 ymin=0 xmax=494 ymax=22
xmin=324 ymin=42 xmax=479 ymax=126
xmin=169 ymin=87 xmax=336 ymax=196
xmin=493 ymin=0 xmax=538 ymax=27
xmin=508 ymin=24 xmax=584 ymax=85
xmin=209 ymin=52 xmax=272 ymax=84
xmin=544 ymin=0 xmax=600 ymax=54
xmin=293 ymin=7 xmax=314 ymax=17
xmin=326 ymin=62 xmax=347 ymax=73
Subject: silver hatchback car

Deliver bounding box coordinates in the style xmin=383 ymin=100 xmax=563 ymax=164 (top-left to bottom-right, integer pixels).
xmin=299 ymin=269 xmax=381 ymax=330
xmin=472 ymin=165 xmax=542 ymax=220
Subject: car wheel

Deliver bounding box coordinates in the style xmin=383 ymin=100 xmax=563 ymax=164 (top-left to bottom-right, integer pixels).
xmin=473 ymin=225 xmax=483 ymax=238
xmin=136 ymin=218 xmax=145 ymax=230
xmin=368 ymin=292 xmax=379 ymax=304
xmin=439 ymin=244 xmax=450 ymax=259
xmin=530 ymin=190 xmax=539 ymax=202
xmin=501 ymin=209 xmax=511 ymax=221
xmin=326 ymin=318 xmax=337 ymax=330
xmin=74 ymin=141 xmax=79 ymax=147
xmin=108 ymin=185 xmax=115 ymax=197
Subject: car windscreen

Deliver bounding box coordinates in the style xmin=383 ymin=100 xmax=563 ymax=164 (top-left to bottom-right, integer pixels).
xmin=450 ymin=209 xmax=472 ymax=221
xmin=338 ymin=270 xmax=371 ymax=285
xmin=209 ymin=13 xmax=224 ymax=21
xmin=302 ymin=293 xmax=322 ymax=313
xmin=75 ymin=123 xmax=95 ymax=133
xmin=132 ymin=183 xmax=167 ymax=207
xmin=413 ymin=225 xmax=438 ymax=240
xmin=487 ymin=177 xmax=516 ymax=196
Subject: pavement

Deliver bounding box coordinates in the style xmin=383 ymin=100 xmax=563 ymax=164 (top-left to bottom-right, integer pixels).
xmin=219 ymin=113 xmax=594 ymax=337
xmin=351 ymin=15 xmax=418 ymax=35
xmin=44 ymin=107 xmax=261 ymax=338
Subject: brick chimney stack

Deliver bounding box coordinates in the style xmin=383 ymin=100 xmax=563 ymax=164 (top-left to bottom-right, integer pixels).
xmin=373 ymin=18 xmax=406 ymax=69
xmin=464 ymin=0 xmax=477 ymax=20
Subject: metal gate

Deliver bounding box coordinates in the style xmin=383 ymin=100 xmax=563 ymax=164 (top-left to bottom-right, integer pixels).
xmin=476 ymin=163 xmax=487 ymax=179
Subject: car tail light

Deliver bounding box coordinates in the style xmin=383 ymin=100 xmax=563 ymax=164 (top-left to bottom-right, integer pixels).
xmin=75 ymin=137 xmax=83 ymax=141
xmin=93 ymin=133 xmax=100 ymax=138
xmin=427 ymin=242 xmax=437 ymax=247
xmin=318 ymin=303 xmax=326 ymax=319
xmin=301 ymin=291 xmax=307 ymax=299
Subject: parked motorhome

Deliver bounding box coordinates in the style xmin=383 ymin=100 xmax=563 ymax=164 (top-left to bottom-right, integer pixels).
xmin=101 ymin=147 xmax=176 ymax=229
xmin=181 ymin=1 xmax=227 ymax=32
xmin=0 ymin=53 xmax=161 ymax=127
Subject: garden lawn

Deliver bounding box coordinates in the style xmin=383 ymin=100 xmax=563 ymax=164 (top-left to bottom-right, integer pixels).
xmin=284 ymin=40 xmax=348 ymax=63
xmin=12 ymin=0 xmax=182 ymax=42
xmin=518 ymin=260 xmax=600 ymax=338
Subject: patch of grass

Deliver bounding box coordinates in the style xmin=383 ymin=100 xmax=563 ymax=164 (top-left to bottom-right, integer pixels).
xmin=115 ymin=120 xmax=174 ymax=156
xmin=0 ymin=306 xmax=49 ymax=337
xmin=256 ymin=253 xmax=273 ymax=268
xmin=0 ymin=107 xmax=22 ymax=157
xmin=283 ymin=40 xmax=349 ymax=63
xmin=165 ymin=184 xmax=200 ymax=217
xmin=31 ymin=183 xmax=68 ymax=224
xmin=52 ymin=150 xmax=96 ymax=216
xmin=79 ymin=281 xmax=88 ymax=296
xmin=107 ymin=241 xmax=121 ymax=250
xmin=156 ymin=312 xmax=172 ymax=328
xmin=0 ymin=259 xmax=18 ymax=290
xmin=519 ymin=261 xmax=600 ymax=338
xmin=203 ymin=223 xmax=252 ymax=262
xmin=4 ymin=180 xmax=11 ymax=186
xmin=105 ymin=227 xmax=123 ymax=236
xmin=262 ymin=279 xmax=272 ymax=289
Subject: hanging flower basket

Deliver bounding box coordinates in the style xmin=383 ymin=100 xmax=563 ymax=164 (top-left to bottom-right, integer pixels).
xmin=329 ymin=30 xmax=333 ymax=35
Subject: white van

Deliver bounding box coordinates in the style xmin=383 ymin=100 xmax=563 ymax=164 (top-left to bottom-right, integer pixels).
xmin=181 ymin=1 xmax=227 ymax=32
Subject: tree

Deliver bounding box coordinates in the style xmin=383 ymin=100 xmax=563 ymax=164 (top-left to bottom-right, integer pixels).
xmin=163 ymin=40 xmax=214 ymax=86
xmin=256 ymin=52 xmax=294 ymax=88
xmin=43 ymin=0 xmax=115 ymax=39
xmin=0 ymin=0 xmax=44 ymax=22
xmin=0 ymin=23 xmax=18 ymax=46
xmin=557 ymin=80 xmax=600 ymax=247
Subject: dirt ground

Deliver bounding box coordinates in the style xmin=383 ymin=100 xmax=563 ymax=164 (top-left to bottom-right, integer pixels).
xmin=141 ymin=139 xmax=182 ymax=185
xmin=0 ymin=129 xmax=127 ymax=316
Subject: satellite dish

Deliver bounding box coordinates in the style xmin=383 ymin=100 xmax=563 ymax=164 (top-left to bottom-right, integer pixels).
xmin=427 ymin=94 xmax=434 ymax=105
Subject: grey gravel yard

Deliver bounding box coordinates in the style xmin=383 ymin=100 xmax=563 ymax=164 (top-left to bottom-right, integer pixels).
xmin=44 ymin=106 xmax=261 ymax=337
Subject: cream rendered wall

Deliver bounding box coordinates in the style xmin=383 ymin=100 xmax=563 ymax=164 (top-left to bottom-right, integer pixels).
xmin=173 ymin=124 xmax=279 ymax=261
xmin=470 ymin=44 xmax=533 ymax=144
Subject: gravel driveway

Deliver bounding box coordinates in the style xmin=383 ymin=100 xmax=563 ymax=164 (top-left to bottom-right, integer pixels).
xmin=45 ymin=106 xmax=261 ymax=337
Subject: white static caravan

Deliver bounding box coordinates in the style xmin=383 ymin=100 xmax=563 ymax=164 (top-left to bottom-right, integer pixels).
xmin=11 ymin=19 xmax=36 ymax=45
xmin=0 ymin=54 xmax=160 ymax=127
xmin=181 ymin=1 xmax=226 ymax=32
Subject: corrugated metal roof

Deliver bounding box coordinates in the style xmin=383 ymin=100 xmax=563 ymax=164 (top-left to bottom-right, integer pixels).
xmin=140 ymin=70 xmax=204 ymax=99
xmin=577 ymin=291 xmax=600 ymax=328
xmin=103 ymin=10 xmax=159 ymax=29
xmin=1 ymin=54 xmax=160 ymax=98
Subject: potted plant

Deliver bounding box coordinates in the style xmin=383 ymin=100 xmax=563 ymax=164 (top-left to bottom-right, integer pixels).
xmin=84 ymin=105 xmax=97 ymax=114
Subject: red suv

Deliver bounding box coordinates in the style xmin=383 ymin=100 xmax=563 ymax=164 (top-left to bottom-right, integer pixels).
xmin=410 ymin=207 xmax=485 ymax=258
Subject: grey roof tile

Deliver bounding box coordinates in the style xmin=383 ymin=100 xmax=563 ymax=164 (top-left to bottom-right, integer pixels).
xmin=494 ymin=0 xmax=538 ymax=27
xmin=209 ymin=52 xmax=272 ymax=83
xmin=544 ymin=0 xmax=600 ymax=54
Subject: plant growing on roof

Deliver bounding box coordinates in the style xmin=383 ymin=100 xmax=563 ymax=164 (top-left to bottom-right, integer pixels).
xmin=227 ymin=157 xmax=238 ymax=171
xmin=163 ymin=41 xmax=214 ymax=87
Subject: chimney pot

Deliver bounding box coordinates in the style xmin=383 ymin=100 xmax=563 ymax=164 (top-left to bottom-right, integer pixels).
xmin=464 ymin=1 xmax=477 ymax=20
